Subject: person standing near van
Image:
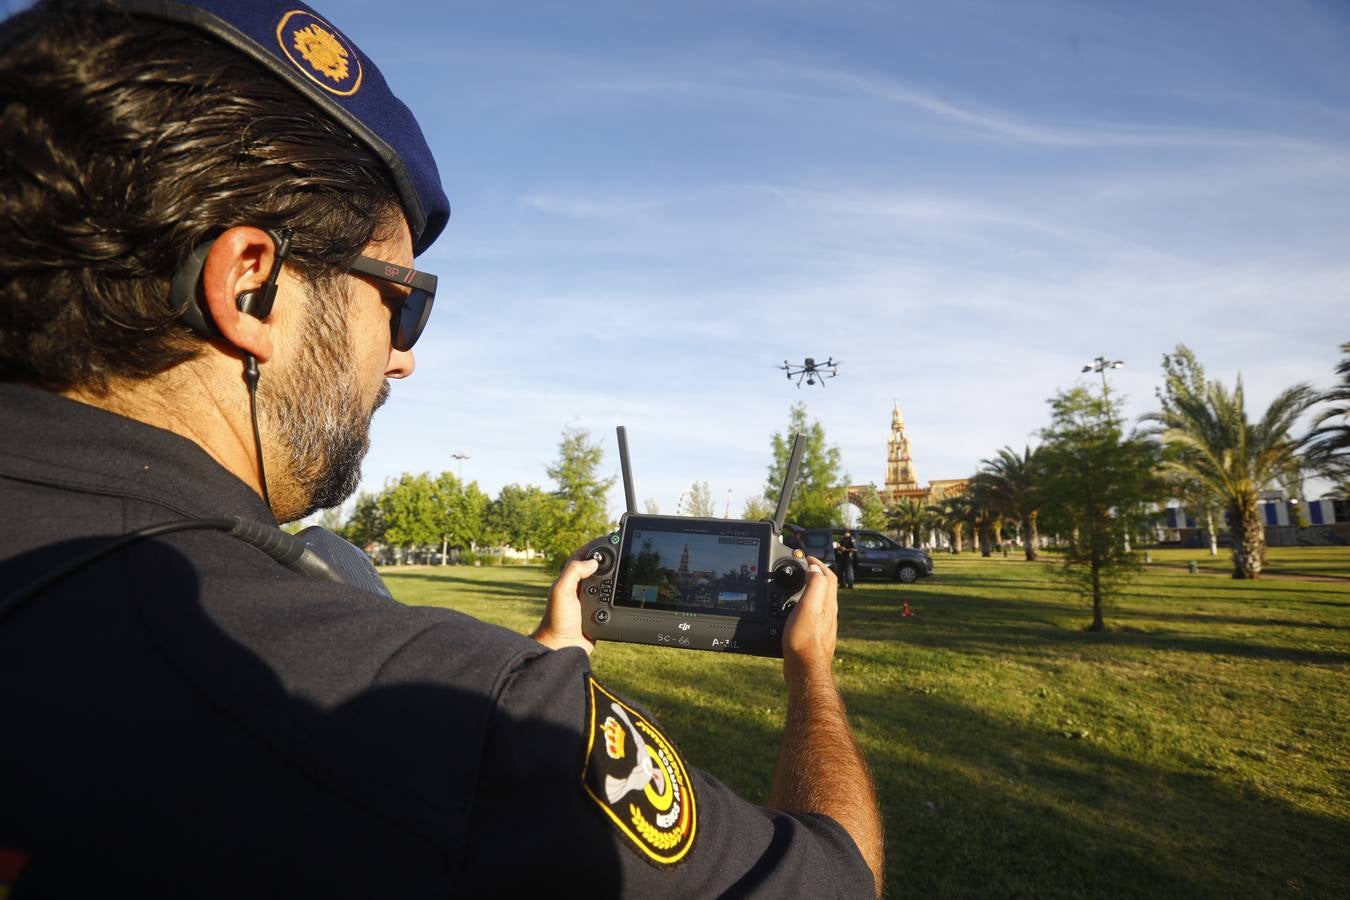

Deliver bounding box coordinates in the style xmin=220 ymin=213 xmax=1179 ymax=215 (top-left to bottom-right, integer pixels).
xmin=836 ymin=529 xmax=858 ymax=589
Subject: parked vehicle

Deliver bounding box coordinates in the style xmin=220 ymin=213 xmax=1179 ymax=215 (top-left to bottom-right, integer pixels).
xmin=788 ymin=527 xmax=934 ymax=583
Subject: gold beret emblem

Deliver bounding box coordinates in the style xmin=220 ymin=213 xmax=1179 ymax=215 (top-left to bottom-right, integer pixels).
xmin=292 ymin=23 xmax=348 ymax=82
xmin=276 ymin=10 xmax=363 ymax=97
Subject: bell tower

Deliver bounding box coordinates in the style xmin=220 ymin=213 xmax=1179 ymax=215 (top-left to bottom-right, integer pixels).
xmin=885 ymin=404 xmax=921 ymax=498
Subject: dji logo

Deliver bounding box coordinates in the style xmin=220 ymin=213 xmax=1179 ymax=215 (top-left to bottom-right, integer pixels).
xmin=678 ymin=623 xmax=691 ymax=631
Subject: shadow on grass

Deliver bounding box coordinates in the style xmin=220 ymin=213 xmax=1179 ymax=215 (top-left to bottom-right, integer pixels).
xmin=1109 ymin=608 xmax=1350 ymax=632
xmin=621 ymin=666 xmax=1349 ymax=900
xmin=835 ymin=591 xmax=1350 ymax=667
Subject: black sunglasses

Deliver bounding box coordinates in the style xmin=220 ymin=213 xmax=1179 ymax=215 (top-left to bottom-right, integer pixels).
xmin=347 ymin=255 xmax=438 ymax=351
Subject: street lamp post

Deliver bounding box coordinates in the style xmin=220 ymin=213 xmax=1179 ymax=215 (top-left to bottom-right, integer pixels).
xmin=1082 ymin=356 xmax=1125 ymax=392
xmin=1081 ymin=356 xmax=1128 ymax=553
xmin=445 ymin=453 xmax=472 ymax=566
xmin=451 ymin=452 xmax=470 ymax=481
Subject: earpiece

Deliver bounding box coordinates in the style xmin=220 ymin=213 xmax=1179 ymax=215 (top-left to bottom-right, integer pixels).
xmin=167 ymin=228 xmax=291 ymax=336
xmin=168 ymin=239 xmax=219 ymax=339
xmin=165 ymin=227 xmax=293 ymax=514
xmin=235 ymin=289 xmax=270 ymax=319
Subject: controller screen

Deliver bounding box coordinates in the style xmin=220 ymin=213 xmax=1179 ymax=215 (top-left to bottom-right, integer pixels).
xmin=618 ymin=524 xmax=765 ymax=615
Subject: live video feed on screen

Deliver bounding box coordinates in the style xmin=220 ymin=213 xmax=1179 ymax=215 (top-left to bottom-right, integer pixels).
xmin=619 ymin=525 xmax=765 ymax=615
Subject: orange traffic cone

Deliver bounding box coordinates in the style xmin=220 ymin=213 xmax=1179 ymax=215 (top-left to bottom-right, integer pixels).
xmin=901 ymin=601 xmax=914 ymax=618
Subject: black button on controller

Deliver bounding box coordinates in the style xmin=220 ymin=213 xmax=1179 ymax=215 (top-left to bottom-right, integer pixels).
xmin=769 ymin=559 xmax=807 ymax=595
xmin=588 ymin=547 xmax=616 ymax=578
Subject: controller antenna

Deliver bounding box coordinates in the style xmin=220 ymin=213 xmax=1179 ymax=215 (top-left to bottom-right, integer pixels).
xmin=616 ymin=425 xmax=637 ymax=515
xmin=771 ymin=433 xmax=806 ymax=535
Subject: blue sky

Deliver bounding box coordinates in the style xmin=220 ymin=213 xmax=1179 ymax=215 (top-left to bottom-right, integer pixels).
xmin=11 ymin=0 xmax=1348 ymax=518
xmin=342 ymin=0 xmax=1349 ymax=519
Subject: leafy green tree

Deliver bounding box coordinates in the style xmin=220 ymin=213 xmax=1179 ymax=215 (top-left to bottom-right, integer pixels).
xmin=970 ymin=446 xmax=1043 ymax=560
xmin=489 ymin=483 xmax=554 ymax=555
xmin=430 ymin=473 xmax=490 ymax=563
xmin=1306 ymin=341 xmax=1350 ymax=492
xmin=382 ymin=473 xmax=440 ymax=554
xmin=1155 ymin=345 xmax=1223 ymax=555
xmin=856 ymin=484 xmax=888 ymax=531
xmin=1040 ymin=387 xmax=1160 ymax=630
xmin=886 ymin=496 xmax=929 ymax=547
xmin=341 ymin=490 xmax=386 ymax=548
xmin=742 ymin=496 xmax=775 ymax=521
xmin=684 ymin=480 xmax=716 ymax=517
xmin=764 ymin=402 xmax=848 ymax=528
xmin=642 ymin=497 xmax=661 ymax=514
xmin=1143 ymin=375 xmax=1315 ymax=579
xmin=541 ymin=426 xmax=614 ymax=572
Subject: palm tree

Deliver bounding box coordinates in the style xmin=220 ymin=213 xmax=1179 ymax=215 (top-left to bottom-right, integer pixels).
xmin=1144 ymin=377 xmax=1316 ymax=579
xmin=1306 ymin=341 xmax=1350 ymax=491
xmin=962 ymin=483 xmax=998 ymax=556
xmin=970 ymin=445 xmax=1043 ymax=560
xmin=940 ymin=489 xmax=996 ymax=556
xmin=927 ymin=496 xmax=966 ymax=553
xmin=886 ymin=496 xmax=929 ymax=547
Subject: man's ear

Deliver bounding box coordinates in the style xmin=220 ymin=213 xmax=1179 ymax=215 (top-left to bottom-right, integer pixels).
xmin=199 ymin=226 xmax=281 ymax=363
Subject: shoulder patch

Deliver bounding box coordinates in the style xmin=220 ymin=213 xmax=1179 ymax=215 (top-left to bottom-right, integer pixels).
xmin=581 ymin=676 xmax=698 ymax=866
xmin=275 ymin=9 xmax=364 ymax=97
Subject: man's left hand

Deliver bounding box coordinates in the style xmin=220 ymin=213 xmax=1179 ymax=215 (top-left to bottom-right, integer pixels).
xmin=531 ymin=556 xmax=599 ymax=655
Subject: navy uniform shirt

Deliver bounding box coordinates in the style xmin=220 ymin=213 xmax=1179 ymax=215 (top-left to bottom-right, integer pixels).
xmin=0 ymin=383 xmax=873 ymax=898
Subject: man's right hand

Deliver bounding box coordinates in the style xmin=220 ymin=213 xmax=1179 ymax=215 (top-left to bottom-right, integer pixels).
xmin=771 ymin=555 xmax=885 ymax=896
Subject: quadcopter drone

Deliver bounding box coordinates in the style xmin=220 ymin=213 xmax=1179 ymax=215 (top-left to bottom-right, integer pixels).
xmin=780 ymin=356 xmax=840 ymax=388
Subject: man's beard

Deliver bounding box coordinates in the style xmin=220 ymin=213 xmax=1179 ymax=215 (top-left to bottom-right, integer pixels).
xmin=258 ymin=283 xmax=389 ymax=519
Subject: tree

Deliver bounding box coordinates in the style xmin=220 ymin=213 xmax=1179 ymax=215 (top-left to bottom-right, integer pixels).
xmin=1306 ymin=341 xmax=1350 ymax=492
xmin=381 ymin=473 xmax=441 ymax=557
xmin=856 ymin=484 xmax=889 ymax=531
xmin=489 ymin=483 xmax=554 ymax=555
xmin=764 ymin=402 xmax=848 ymax=528
xmin=886 ymin=496 xmax=928 ymax=547
xmin=949 ymin=488 xmax=998 ymax=557
xmin=684 ymin=481 xmax=716 ymax=517
xmin=1040 ymin=387 xmax=1160 ymax=630
xmin=1143 ymin=375 xmax=1315 ymax=579
xmin=970 ymin=446 xmax=1043 ymax=560
xmin=742 ymin=496 xmax=775 ymax=521
xmin=541 ymin=426 xmax=615 ymax=572
xmin=341 ymin=491 xmax=386 ymax=549
xmin=642 ymin=497 xmax=661 ymax=515
xmin=1155 ymin=344 xmax=1223 ymax=556
xmin=431 ymin=473 xmax=489 ymax=562
xmin=927 ymin=496 xmax=967 ymax=553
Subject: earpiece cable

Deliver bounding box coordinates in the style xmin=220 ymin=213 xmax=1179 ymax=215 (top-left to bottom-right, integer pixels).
xmin=243 ymin=354 xmax=270 ymax=510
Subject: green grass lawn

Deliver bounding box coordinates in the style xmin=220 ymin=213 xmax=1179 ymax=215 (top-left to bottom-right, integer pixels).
xmin=384 ymin=555 xmax=1350 ymax=900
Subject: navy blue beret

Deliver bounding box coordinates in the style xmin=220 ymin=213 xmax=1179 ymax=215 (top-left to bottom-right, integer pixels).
xmin=115 ymin=0 xmax=449 ymax=255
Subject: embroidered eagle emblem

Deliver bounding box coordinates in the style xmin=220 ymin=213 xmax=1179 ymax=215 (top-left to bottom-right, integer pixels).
xmin=275 ymin=10 xmax=364 ymax=97
xmin=582 ymin=676 xmax=697 ymax=866
xmin=292 ymin=23 xmax=349 ymax=82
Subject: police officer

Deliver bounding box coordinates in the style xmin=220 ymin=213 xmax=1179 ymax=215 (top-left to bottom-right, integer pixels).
xmin=0 ymin=2 xmax=883 ymax=897
xmin=836 ymin=528 xmax=859 ymax=589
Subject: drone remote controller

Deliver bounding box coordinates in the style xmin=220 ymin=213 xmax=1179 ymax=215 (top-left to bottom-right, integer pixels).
xmin=576 ymin=427 xmax=811 ymax=657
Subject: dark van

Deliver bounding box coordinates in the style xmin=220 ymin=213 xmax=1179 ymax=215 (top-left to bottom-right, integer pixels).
xmin=790 ymin=528 xmax=933 ymax=584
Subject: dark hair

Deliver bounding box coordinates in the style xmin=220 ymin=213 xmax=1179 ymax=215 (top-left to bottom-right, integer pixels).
xmin=0 ymin=0 xmax=402 ymax=391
